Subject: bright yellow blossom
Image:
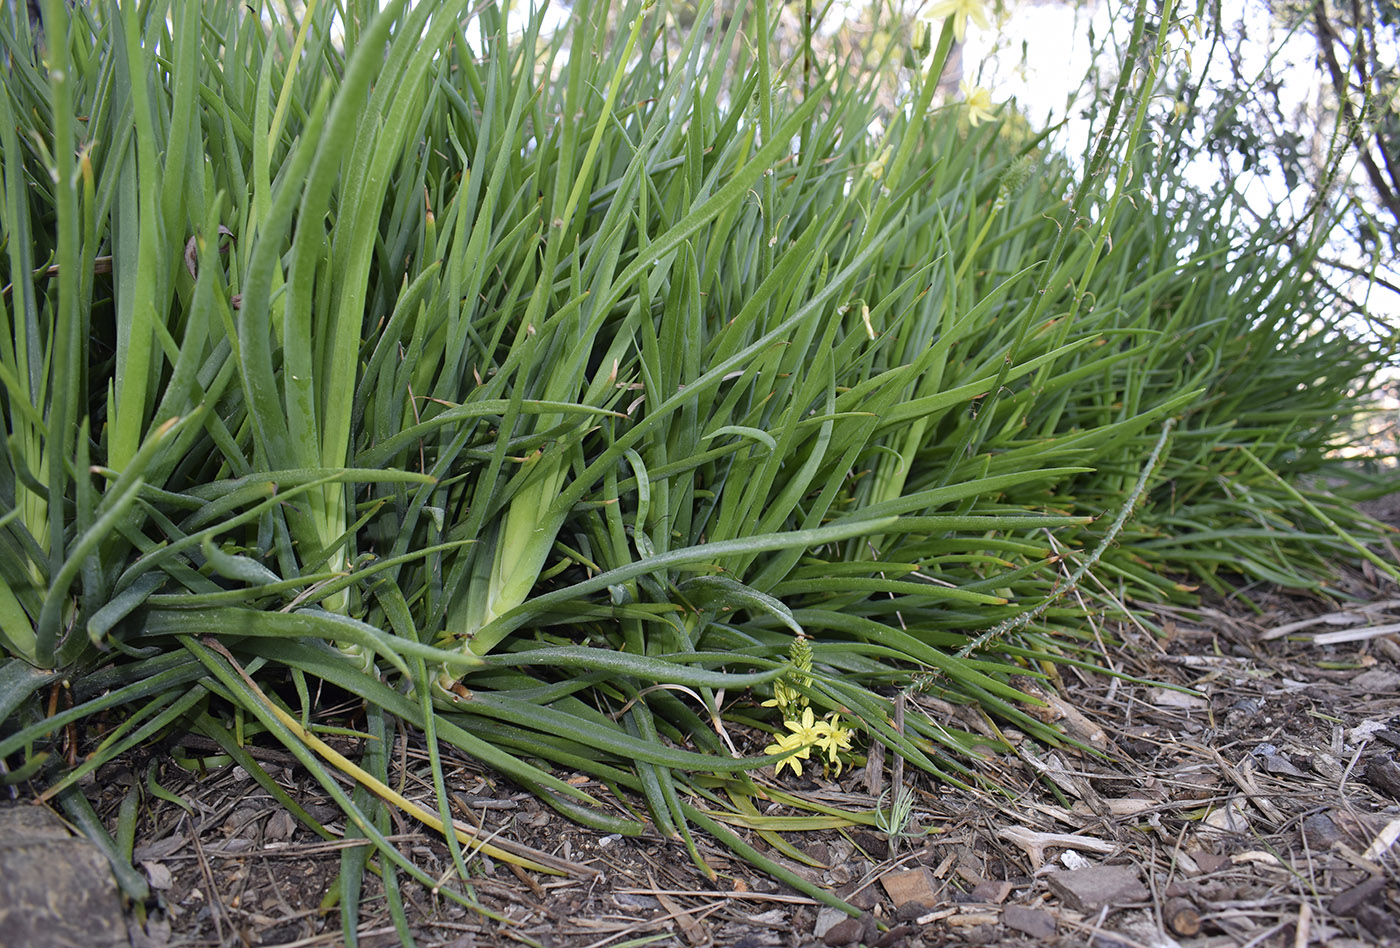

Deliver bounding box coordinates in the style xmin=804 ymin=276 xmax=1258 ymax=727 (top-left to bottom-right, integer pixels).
xmin=784 ymin=707 xmax=823 ymax=745
xmin=922 ymin=0 xmax=991 ymax=44
xmin=764 ymin=638 xmax=857 ymax=779
xmin=961 ymin=81 xmax=995 ymax=127
xmin=765 ymin=707 xmax=859 ymax=778
xmin=764 ymin=732 xmax=811 ymax=778
xmin=813 ymin=713 xmax=855 ymax=767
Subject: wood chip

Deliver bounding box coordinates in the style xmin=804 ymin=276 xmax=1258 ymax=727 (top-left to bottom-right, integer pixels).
xmin=1071 ymin=798 xmax=1157 ymax=818
xmin=1296 ymin=902 xmax=1313 ymax=948
xmin=0 ymin=808 xmax=128 ymax=948
xmin=1045 ymin=865 xmax=1148 ymax=912
xmin=1364 ymin=755 xmax=1400 ymax=798
xmin=1188 ymin=850 xmax=1230 ymax=874
xmin=1002 ymin=904 xmax=1056 ymax=939
xmin=814 ymin=906 xmax=847 ymax=938
xmin=1363 ymin=815 xmax=1400 ymax=860
xmin=1260 ymin=611 xmax=1364 ymax=640
xmin=1147 ymin=687 xmax=1207 ymax=709
xmin=880 ymin=867 xmax=938 ymax=908
xmin=968 ymin=879 xmax=1013 ymax=904
xmin=822 ymin=912 xmax=876 ymax=946
xmin=945 ymin=912 xmax=999 ymax=928
xmin=1331 ymin=875 xmax=1386 ymax=917
xmin=1042 ymin=694 xmax=1108 ymax=748
xmin=1203 ymin=800 xmax=1252 ymax=833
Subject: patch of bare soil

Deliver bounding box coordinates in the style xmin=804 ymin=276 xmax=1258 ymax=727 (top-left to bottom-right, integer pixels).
xmin=19 ymin=511 xmax=1400 ymax=948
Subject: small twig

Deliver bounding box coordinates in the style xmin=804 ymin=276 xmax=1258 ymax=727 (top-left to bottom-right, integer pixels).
xmin=996 ymin=825 xmax=1115 ymax=869
xmin=0 ymin=255 xmax=111 ymax=300
xmin=1294 ymin=902 xmax=1312 ymax=948
xmin=187 ymin=825 xmax=229 ymax=947
xmin=171 ymin=733 xmax=297 ymax=765
xmin=865 ymin=738 xmax=885 ymax=797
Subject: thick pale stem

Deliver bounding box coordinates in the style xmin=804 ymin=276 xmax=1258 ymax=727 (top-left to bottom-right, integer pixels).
xmin=472 ymin=448 xmax=569 ymax=653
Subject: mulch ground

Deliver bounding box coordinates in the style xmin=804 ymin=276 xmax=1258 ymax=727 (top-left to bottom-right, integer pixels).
xmin=11 ymin=499 xmax=1400 ymax=948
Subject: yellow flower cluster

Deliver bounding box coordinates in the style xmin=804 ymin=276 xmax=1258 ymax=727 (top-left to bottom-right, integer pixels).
xmin=761 ymin=636 xmax=856 ymax=778
xmin=764 ymin=707 xmax=856 ymax=778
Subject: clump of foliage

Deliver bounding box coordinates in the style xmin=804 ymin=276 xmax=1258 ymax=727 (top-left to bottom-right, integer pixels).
xmin=0 ymin=0 xmax=1393 ymax=937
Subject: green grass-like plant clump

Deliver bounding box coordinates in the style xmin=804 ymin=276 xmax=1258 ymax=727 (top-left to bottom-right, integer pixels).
xmin=1 ymin=0 xmax=1394 ymax=936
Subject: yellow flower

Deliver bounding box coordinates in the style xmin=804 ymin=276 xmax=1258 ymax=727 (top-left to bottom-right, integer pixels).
xmin=813 ymin=713 xmax=854 ymax=765
xmin=961 ymin=82 xmax=995 ymax=127
xmin=764 ymin=731 xmax=811 ymax=778
xmin=784 ymin=707 xmax=823 ymax=745
xmin=766 ymin=706 xmax=858 ymax=779
xmin=922 ymin=0 xmax=991 ymax=44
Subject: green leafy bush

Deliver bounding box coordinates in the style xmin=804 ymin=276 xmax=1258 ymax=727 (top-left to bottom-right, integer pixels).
xmin=1 ymin=0 xmax=1392 ymax=933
